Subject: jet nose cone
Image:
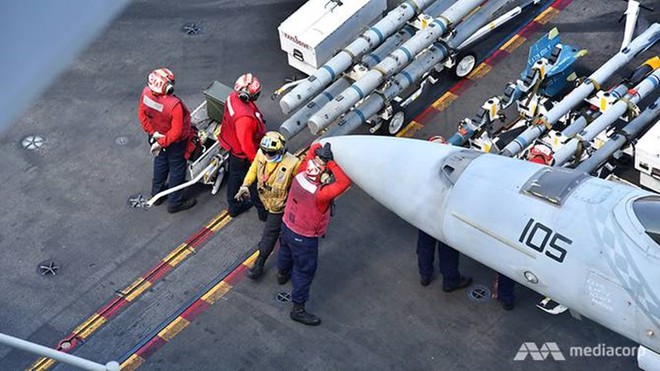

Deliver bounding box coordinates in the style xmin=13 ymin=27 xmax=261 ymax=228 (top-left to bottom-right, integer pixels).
xmin=322 ymin=136 xmax=464 ymax=234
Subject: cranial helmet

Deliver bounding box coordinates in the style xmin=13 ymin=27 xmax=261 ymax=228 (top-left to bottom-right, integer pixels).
xmin=260 ymin=131 xmax=286 ymax=162
xmin=304 ymin=159 xmax=325 ymax=182
xmin=148 ymin=68 xmax=175 ymax=95
xmin=234 ymin=73 xmax=261 ymax=102
xmin=527 ymin=144 xmax=554 ymax=165
xmin=428 ymin=135 xmax=447 ymax=144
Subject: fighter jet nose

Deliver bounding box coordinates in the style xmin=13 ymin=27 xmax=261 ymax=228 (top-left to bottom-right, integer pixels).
xmin=322 ymin=136 xmax=465 ymax=234
xmin=322 ymin=135 xmax=460 ymax=175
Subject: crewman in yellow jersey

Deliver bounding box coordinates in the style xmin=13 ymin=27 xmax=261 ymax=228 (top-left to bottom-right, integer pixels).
xmin=235 ymin=131 xmax=301 ymax=280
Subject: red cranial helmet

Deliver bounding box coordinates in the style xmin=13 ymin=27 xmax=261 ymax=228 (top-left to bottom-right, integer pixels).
xmin=527 ymin=144 xmax=553 ymax=165
xmin=428 ymin=135 xmax=447 ymax=144
xmin=148 ymin=68 xmax=175 ymax=95
xmin=304 ymin=159 xmax=325 ymax=182
xmin=234 ymin=73 xmax=261 ymax=101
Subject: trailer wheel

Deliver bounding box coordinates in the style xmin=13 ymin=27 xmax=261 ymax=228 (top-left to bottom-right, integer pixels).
xmin=453 ymin=52 xmax=477 ymax=78
xmin=380 ymin=109 xmax=407 ymax=136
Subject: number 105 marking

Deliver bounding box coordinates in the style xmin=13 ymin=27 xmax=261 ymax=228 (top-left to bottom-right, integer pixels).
xmin=518 ymin=218 xmax=571 ymax=263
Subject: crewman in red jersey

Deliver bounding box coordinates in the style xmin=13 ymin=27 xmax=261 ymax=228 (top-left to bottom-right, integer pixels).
xmin=276 ymin=142 xmax=351 ymax=326
xmin=138 ymin=67 xmax=196 ymax=213
xmin=218 ymin=73 xmax=267 ymax=219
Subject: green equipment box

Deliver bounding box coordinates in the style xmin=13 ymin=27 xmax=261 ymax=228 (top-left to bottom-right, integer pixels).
xmin=203 ymin=81 xmax=233 ymax=123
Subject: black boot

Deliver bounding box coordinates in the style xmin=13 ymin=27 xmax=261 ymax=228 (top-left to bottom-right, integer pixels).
xmin=246 ymin=254 xmax=266 ymax=280
xmin=442 ymin=276 xmax=473 ymax=293
xmin=277 ymin=270 xmax=291 ymax=285
xmin=167 ymin=198 xmax=197 ymax=214
xmin=290 ymin=303 xmax=321 ymax=326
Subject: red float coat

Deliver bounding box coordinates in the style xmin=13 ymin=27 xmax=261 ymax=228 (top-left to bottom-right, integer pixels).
xmin=283 ymin=143 xmax=351 ymax=237
xmin=218 ymin=92 xmax=265 ymax=162
xmin=138 ymin=87 xmax=191 ymax=148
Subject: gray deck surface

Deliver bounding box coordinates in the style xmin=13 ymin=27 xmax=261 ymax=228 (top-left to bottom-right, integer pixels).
xmin=1 ymin=0 xmax=658 ymax=370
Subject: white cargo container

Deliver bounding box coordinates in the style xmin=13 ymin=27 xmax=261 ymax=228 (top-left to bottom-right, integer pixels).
xmin=278 ymin=0 xmax=386 ymax=75
xmin=635 ymin=121 xmax=660 ymax=193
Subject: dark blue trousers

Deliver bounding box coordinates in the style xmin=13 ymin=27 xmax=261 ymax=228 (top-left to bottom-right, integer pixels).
xmin=226 ymin=153 xmax=267 ymax=219
xmin=152 ymin=140 xmax=187 ymax=207
xmin=416 ymin=229 xmax=461 ymax=287
xmin=497 ymin=274 xmax=516 ymax=306
xmin=278 ymin=224 xmax=318 ymax=305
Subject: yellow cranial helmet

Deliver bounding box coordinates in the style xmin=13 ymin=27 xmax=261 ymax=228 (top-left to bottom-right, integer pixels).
xmin=260 ymin=131 xmax=286 ymax=162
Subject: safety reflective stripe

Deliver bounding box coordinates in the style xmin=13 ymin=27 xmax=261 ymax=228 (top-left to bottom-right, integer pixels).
xmin=226 ymin=95 xmax=235 ymax=116
xmin=143 ymin=95 xmax=164 ymax=112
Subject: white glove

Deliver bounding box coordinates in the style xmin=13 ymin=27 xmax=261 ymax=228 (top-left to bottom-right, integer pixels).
xmin=150 ymin=142 xmax=162 ymax=157
xmin=235 ymin=186 xmax=250 ymax=201
xmin=152 ymin=131 xmax=166 ymax=139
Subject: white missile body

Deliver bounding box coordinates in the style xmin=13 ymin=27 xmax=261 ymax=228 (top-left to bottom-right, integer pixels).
xmin=279 ymin=0 xmax=437 ymax=114
xmin=324 ymin=135 xmax=660 ymax=369
xmin=552 ymin=68 xmax=660 ymax=167
xmin=308 ymin=0 xmax=482 ymax=130
xmin=501 ymin=23 xmax=660 ymax=157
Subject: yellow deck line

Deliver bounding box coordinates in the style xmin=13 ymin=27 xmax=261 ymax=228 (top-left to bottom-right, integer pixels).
xmin=157 ymin=317 xmax=190 ymax=341
xmin=243 ymin=250 xmax=259 ymax=266
xmin=124 ymin=281 xmax=152 ymax=302
xmin=205 ymin=211 xmax=228 ymax=229
xmin=120 ymin=354 xmax=145 ymax=371
xmin=71 ymin=313 xmax=103 ymax=334
xmin=120 ymin=278 xmax=148 ymax=296
xmin=76 ymin=317 xmax=108 ymax=339
xmin=166 ymin=248 xmax=194 ymax=268
xmin=201 ymin=281 xmax=233 ymax=304
xmin=396 ymin=120 xmax=422 ymax=138
xmin=467 ymin=63 xmax=492 ymax=80
xmin=432 ymin=92 xmax=459 ymax=111
xmin=208 ymin=215 xmax=232 ymax=232
xmin=29 ymin=358 xmax=56 ymax=371
xmin=501 ymin=34 xmax=527 ymax=53
xmin=162 ymin=243 xmax=190 ymax=263
xmin=536 ymin=7 xmax=559 ymax=24
xmin=73 ymin=314 xmax=106 ymax=338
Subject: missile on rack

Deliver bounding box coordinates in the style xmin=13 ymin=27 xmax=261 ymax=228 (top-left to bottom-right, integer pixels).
xmin=279 ymin=0 xmax=438 ymax=115
xmin=307 ymin=0 xmax=483 ymax=131
xmin=500 ymin=23 xmax=660 ymax=157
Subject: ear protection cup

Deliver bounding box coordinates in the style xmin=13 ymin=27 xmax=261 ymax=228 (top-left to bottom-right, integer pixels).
xmin=164 ymin=82 xmax=174 ymax=95
xmin=234 ymin=73 xmax=261 ymax=102
xmin=148 ymin=68 xmax=176 ymax=95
